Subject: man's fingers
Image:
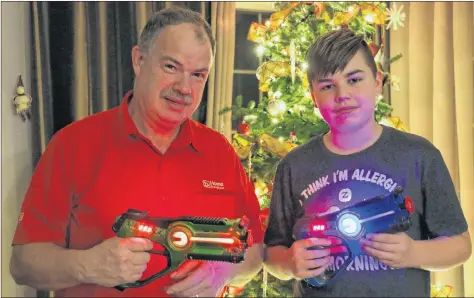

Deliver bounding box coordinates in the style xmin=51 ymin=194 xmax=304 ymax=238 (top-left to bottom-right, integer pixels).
xmin=166 ymin=269 xmax=204 ymax=295
xmin=130 ymin=251 xmax=151 ymax=265
xmin=170 ymin=279 xmax=209 ymax=297
xmin=124 ymin=237 xmax=154 ymax=252
xmin=170 ymin=260 xmax=202 ymax=279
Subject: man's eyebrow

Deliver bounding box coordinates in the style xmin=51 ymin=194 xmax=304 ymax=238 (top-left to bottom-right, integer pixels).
xmin=316 ymin=69 xmax=365 ymax=83
xmin=161 ymin=55 xmax=209 ymax=73
xmin=162 ymin=55 xmax=182 ymax=66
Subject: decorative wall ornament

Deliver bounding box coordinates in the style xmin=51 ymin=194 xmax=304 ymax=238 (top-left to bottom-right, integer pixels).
xmin=12 ymin=75 xmax=32 ymax=121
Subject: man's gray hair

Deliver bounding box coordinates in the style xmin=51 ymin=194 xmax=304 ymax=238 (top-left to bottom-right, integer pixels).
xmin=138 ymin=7 xmax=215 ymax=55
xmin=305 ymin=28 xmax=377 ymax=86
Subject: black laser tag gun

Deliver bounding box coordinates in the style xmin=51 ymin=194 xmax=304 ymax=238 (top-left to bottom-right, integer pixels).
xmin=112 ymin=209 xmax=253 ymax=291
xmin=292 ymin=187 xmax=414 ymax=288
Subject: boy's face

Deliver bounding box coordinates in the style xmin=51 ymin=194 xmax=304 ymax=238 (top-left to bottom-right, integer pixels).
xmin=310 ymin=50 xmax=383 ymax=134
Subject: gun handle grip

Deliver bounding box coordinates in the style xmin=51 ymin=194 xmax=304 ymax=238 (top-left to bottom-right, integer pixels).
xmin=115 ymin=285 xmax=127 ymax=292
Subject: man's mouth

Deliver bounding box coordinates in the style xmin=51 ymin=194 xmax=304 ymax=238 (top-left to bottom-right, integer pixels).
xmin=165 ymin=96 xmax=187 ymax=106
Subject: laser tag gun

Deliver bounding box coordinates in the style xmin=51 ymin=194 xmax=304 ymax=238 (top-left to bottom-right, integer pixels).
xmin=112 ymin=209 xmax=253 ymax=291
xmin=292 ymin=187 xmax=414 ymax=288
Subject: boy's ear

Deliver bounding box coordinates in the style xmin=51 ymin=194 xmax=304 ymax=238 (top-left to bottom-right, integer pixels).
xmin=310 ymin=90 xmax=319 ymax=108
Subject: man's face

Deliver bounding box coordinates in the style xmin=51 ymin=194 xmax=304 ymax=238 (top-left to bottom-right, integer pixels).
xmin=132 ymin=23 xmax=213 ymax=130
xmin=310 ymin=50 xmax=382 ymax=134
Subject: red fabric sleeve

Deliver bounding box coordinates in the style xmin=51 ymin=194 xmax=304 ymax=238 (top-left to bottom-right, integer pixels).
xmin=12 ymin=132 xmax=73 ymax=247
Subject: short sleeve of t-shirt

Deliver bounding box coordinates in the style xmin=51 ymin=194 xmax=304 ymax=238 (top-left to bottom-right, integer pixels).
xmin=263 ymin=159 xmax=300 ymax=248
xmin=12 ymin=132 xmax=72 ymax=247
xmin=422 ymin=148 xmax=468 ymax=238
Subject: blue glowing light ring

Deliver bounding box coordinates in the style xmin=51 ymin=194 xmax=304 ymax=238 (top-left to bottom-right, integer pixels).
xmin=337 ymin=213 xmax=362 ymax=238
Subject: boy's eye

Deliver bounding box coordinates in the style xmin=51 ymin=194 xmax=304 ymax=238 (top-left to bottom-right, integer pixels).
xmin=165 ymin=64 xmax=176 ymax=70
xmin=320 ymin=84 xmax=334 ymax=91
xmin=348 ymin=77 xmax=362 ymax=84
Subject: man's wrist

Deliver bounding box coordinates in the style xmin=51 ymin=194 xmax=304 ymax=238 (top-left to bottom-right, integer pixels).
xmin=67 ymin=249 xmax=90 ymax=284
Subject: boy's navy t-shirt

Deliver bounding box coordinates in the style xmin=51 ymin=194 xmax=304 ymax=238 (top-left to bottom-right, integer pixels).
xmin=264 ymin=125 xmax=468 ymax=297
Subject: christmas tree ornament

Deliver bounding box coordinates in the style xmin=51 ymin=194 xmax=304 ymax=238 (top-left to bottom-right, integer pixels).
xmin=237 ymin=121 xmax=252 ymax=135
xmin=267 ymin=99 xmax=286 ymax=116
xmin=12 ymin=75 xmax=33 ymax=122
xmin=288 ymin=131 xmax=297 ymax=143
xmin=385 ymin=3 xmax=406 ymax=31
xmin=247 ymin=22 xmax=268 ymax=43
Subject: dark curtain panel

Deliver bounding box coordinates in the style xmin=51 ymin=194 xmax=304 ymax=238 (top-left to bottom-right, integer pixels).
xmin=30 ymin=1 xmax=211 ymax=167
xmin=30 ymin=2 xmax=211 ymax=297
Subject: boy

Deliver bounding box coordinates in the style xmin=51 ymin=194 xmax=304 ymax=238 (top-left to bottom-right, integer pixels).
xmin=263 ymin=28 xmax=471 ymax=297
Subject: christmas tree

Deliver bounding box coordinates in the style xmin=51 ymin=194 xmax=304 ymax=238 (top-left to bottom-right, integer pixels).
xmin=220 ymin=2 xmax=407 ymax=297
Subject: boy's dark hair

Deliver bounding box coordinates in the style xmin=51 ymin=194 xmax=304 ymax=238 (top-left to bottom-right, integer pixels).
xmin=305 ymin=28 xmax=377 ymax=86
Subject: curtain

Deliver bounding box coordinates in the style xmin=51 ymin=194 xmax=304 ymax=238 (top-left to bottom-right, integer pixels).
xmin=29 ymin=2 xmax=215 ymax=297
xmin=389 ymin=2 xmax=474 ymax=296
xmin=205 ymin=2 xmax=237 ymax=141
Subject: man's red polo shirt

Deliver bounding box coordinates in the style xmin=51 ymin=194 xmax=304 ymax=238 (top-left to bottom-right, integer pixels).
xmin=12 ymin=91 xmax=264 ymax=297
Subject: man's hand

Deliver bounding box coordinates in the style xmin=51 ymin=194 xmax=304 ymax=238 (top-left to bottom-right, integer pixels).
xmin=79 ymin=237 xmax=153 ymax=287
xmin=164 ymin=260 xmax=235 ymax=297
xmin=361 ymin=232 xmax=416 ymax=268
xmin=286 ymin=238 xmax=332 ymax=280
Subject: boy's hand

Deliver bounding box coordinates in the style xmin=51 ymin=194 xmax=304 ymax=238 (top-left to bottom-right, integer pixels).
xmin=286 ymin=238 xmax=332 ymax=280
xmin=361 ymin=232 xmax=416 ymax=268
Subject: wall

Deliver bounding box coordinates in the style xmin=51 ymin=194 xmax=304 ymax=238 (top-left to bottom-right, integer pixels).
xmin=1 ymin=2 xmax=37 ymax=297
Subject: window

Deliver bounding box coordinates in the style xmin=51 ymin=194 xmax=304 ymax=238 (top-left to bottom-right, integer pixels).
xmin=232 ymin=10 xmax=272 ymax=130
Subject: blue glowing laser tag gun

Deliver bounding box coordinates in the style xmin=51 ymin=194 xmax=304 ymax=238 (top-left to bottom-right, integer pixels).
xmin=292 ymin=186 xmax=414 ymax=288
xmin=112 ymin=209 xmax=253 ymax=291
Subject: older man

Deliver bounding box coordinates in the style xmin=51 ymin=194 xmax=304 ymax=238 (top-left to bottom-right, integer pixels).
xmin=10 ymin=7 xmax=263 ymax=297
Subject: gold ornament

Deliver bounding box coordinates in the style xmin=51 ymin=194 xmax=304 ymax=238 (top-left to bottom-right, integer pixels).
xmin=248 ymin=22 xmax=268 ymax=43
xmin=379 ymin=116 xmax=408 ymax=132
xmin=12 ymin=75 xmax=32 ymax=122
xmin=431 ymin=284 xmax=453 ymax=297
xmin=256 ymin=61 xmax=291 ymax=92
xmin=333 ymin=4 xmax=360 ymax=25
xmin=313 ymin=2 xmax=326 ymax=18
xmin=257 ymin=133 xmax=298 ymax=158
xmin=268 ymin=2 xmax=299 ymax=29
xmin=232 ymin=133 xmax=253 ymax=159
xmin=360 ymin=3 xmax=387 ymax=25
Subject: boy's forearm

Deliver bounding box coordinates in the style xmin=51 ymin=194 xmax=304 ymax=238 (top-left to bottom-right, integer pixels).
xmin=10 ymin=243 xmax=86 ymax=291
xmin=413 ymin=231 xmax=472 ymax=271
xmin=263 ymin=245 xmax=294 ymax=281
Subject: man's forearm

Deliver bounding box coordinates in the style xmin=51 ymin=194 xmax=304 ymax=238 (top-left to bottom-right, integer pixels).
xmin=413 ymin=232 xmax=472 ymax=271
xmin=262 ymin=245 xmax=293 ymax=281
xmin=10 ymin=243 xmax=85 ymax=291
xmin=228 ymin=244 xmax=264 ymax=287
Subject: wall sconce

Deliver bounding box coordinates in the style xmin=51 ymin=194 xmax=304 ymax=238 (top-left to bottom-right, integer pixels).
xmin=12 ymin=75 xmax=32 ymax=122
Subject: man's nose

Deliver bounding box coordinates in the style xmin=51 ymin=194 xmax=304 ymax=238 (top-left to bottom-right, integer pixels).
xmin=173 ymin=73 xmax=192 ymax=95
